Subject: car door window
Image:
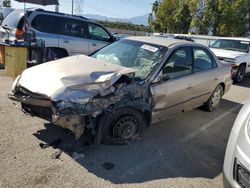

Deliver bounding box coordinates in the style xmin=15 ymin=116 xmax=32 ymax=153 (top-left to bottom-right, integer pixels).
xmin=193 ymin=47 xmax=214 ymax=72
xmin=162 ymin=47 xmax=192 ymax=79
xmin=31 ymin=15 xmax=58 ymax=34
xmin=58 ymin=18 xmax=88 ymax=38
xmin=88 ymin=23 xmax=111 ymax=41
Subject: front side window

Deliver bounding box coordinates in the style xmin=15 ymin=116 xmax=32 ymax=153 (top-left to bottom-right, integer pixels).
xmin=193 ymin=47 xmax=214 ymax=72
xmin=88 ymin=23 xmax=111 ymax=41
xmin=91 ymin=39 xmax=167 ymax=81
xmin=162 ymin=47 xmax=192 ymax=79
xmin=31 ymin=15 xmax=58 ymax=34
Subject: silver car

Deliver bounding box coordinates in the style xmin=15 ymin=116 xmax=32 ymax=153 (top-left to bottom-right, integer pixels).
xmin=223 ymin=100 xmax=250 ymax=188
xmin=9 ymin=37 xmax=233 ymax=144
xmin=0 ymin=9 xmax=115 ymax=57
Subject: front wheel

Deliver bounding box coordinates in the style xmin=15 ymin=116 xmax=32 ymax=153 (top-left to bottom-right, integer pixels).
xmin=101 ymin=108 xmax=147 ymax=145
xmin=203 ymin=85 xmax=223 ymax=112
xmin=234 ymin=64 xmax=245 ymax=83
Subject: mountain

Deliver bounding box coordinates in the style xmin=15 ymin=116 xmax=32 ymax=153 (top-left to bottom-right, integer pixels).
xmin=82 ymin=14 xmax=149 ymax=26
xmin=129 ymin=14 xmax=149 ymax=26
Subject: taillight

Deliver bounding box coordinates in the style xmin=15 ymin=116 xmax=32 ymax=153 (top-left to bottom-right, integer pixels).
xmin=231 ymin=64 xmax=237 ymax=78
xmin=15 ymin=29 xmax=24 ymax=40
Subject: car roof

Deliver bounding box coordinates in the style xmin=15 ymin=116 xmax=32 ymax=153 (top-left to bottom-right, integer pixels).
xmin=126 ymin=36 xmax=193 ymax=47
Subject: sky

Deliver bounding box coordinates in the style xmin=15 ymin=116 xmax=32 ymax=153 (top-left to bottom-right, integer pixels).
xmin=10 ymin=0 xmax=154 ymax=18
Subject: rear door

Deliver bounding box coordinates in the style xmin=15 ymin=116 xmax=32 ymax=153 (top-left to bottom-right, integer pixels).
xmin=58 ymin=17 xmax=89 ymax=55
xmin=186 ymin=46 xmax=221 ymax=109
xmin=151 ymin=47 xmax=193 ymax=123
xmin=87 ymin=22 xmax=112 ymax=54
xmin=30 ymin=14 xmax=59 ymax=48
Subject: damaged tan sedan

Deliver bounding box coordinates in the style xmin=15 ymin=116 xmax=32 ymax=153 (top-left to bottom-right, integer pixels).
xmin=9 ymin=36 xmax=233 ymax=144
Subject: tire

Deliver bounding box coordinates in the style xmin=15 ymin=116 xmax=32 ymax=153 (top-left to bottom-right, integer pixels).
xmin=46 ymin=48 xmax=68 ymax=61
xmin=233 ymin=64 xmax=246 ymax=83
xmin=101 ymin=108 xmax=147 ymax=145
xmin=203 ymin=85 xmax=223 ymax=112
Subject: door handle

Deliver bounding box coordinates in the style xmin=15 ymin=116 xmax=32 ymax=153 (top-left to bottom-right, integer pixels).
xmin=92 ymin=43 xmax=97 ymax=46
xmin=187 ymin=84 xmax=192 ymax=90
xmin=64 ymin=40 xmax=69 ymax=43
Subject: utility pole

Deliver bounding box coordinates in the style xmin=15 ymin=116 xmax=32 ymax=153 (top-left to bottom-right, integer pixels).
xmin=72 ymin=0 xmax=74 ymax=15
xmin=55 ymin=5 xmax=59 ymax=12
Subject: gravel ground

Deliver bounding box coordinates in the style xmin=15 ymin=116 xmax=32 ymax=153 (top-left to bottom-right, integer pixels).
xmin=0 ymin=70 xmax=250 ymax=188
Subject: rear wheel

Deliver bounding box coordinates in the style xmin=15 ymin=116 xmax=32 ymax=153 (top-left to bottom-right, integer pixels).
xmin=101 ymin=108 xmax=147 ymax=145
xmin=234 ymin=64 xmax=246 ymax=83
xmin=203 ymin=85 xmax=223 ymax=112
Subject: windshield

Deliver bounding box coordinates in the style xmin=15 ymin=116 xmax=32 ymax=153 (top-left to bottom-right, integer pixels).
xmin=211 ymin=39 xmax=250 ymax=53
xmin=91 ymin=39 xmax=167 ymax=81
xmin=1 ymin=10 xmax=24 ymax=28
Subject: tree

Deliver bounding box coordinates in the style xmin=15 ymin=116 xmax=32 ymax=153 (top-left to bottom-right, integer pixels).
xmin=188 ymin=0 xmax=208 ymax=34
xmin=148 ymin=1 xmax=160 ymax=32
xmin=150 ymin=0 xmax=250 ymax=36
xmin=3 ymin=0 xmax=11 ymax=7
xmin=175 ymin=3 xmax=192 ymax=33
xmin=155 ymin=0 xmax=192 ymax=33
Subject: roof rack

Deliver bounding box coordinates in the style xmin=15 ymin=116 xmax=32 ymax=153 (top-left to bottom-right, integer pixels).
xmin=29 ymin=9 xmax=88 ymax=20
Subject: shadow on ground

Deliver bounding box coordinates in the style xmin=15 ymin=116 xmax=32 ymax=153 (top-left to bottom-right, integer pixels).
xmin=234 ymin=75 xmax=250 ymax=88
xmin=33 ymin=98 xmax=242 ymax=184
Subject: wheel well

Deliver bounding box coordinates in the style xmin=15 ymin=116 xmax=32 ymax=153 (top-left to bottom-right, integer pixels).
xmin=240 ymin=62 xmax=247 ymax=69
xmin=46 ymin=47 xmax=69 ymax=56
xmin=219 ymin=83 xmax=225 ymax=92
xmin=94 ymin=107 xmax=150 ymax=144
xmin=121 ymin=107 xmax=151 ymax=127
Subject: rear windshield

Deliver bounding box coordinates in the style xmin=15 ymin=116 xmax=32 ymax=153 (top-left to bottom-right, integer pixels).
xmin=1 ymin=10 xmax=24 ymax=28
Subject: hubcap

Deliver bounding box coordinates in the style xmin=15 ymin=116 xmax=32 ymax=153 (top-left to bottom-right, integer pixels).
xmin=238 ymin=68 xmax=244 ymax=81
xmin=211 ymin=89 xmax=221 ymax=108
xmin=113 ymin=115 xmax=139 ymax=140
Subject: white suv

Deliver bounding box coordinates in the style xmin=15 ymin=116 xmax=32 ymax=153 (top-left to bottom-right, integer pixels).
xmin=210 ymin=38 xmax=250 ymax=83
xmin=0 ymin=9 xmax=115 ymax=58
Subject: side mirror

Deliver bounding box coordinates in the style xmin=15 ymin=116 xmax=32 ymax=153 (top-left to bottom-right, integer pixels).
xmin=154 ymin=73 xmax=169 ymax=83
xmin=110 ymin=36 xmax=116 ymax=42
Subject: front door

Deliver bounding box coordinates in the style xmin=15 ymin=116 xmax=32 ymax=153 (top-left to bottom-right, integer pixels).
xmin=151 ymin=47 xmax=193 ymax=124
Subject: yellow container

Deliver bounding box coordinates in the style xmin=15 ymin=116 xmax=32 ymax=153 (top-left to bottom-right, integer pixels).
xmin=0 ymin=45 xmax=5 ymax=64
xmin=5 ymin=46 xmax=27 ymax=79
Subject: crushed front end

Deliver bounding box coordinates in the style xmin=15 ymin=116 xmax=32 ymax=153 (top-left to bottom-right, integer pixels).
xmin=9 ymin=74 xmax=149 ymax=142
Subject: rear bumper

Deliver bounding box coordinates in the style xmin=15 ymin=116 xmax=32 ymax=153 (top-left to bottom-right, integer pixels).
xmin=232 ymin=69 xmax=238 ymax=78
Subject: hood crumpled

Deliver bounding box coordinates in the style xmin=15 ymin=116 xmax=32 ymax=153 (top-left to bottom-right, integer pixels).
xmin=17 ymin=55 xmax=137 ymax=101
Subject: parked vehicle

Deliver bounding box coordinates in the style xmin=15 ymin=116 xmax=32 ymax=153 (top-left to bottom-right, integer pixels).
xmin=210 ymin=38 xmax=250 ymax=83
xmin=9 ymin=36 xmax=232 ymax=144
xmin=0 ymin=9 xmax=115 ymax=58
xmin=223 ymin=100 xmax=250 ymax=188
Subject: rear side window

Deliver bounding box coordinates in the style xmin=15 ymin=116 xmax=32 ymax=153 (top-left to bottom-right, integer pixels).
xmin=1 ymin=10 xmax=24 ymax=28
xmin=193 ymin=47 xmax=215 ymax=72
xmin=31 ymin=15 xmax=58 ymax=34
xmin=88 ymin=23 xmax=111 ymax=41
xmin=58 ymin=18 xmax=88 ymax=38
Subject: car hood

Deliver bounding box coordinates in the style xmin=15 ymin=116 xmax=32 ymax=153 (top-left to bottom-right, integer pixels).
xmin=17 ymin=55 xmax=137 ymax=101
xmin=210 ymin=48 xmax=246 ymax=59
